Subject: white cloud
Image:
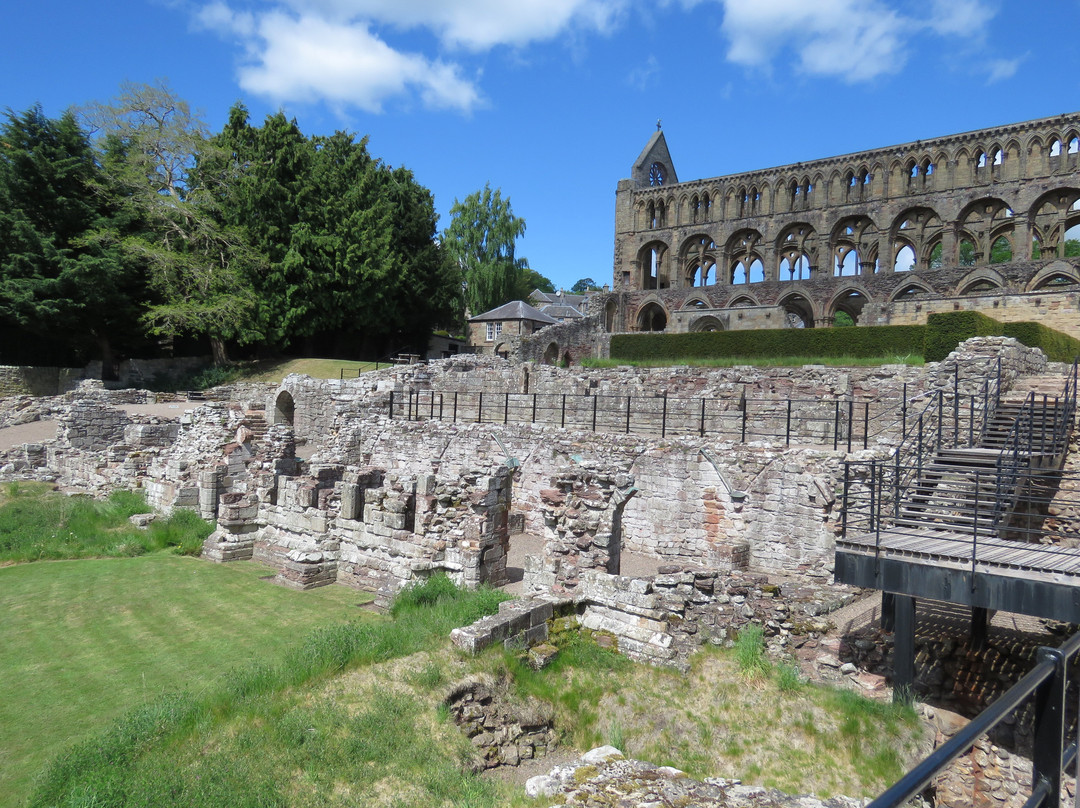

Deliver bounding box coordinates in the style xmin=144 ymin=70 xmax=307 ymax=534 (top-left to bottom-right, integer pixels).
xmin=717 ymin=0 xmax=998 ymax=83
xmin=985 ymin=55 xmax=1024 ymax=83
xmin=195 ymin=0 xmax=627 ymax=113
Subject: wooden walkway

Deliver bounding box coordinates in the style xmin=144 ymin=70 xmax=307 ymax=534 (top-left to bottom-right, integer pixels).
xmin=838 ymin=527 xmax=1080 ymax=580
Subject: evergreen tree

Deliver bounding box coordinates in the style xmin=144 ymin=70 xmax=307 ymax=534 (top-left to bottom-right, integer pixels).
xmin=0 ymin=105 xmax=142 ymax=365
xmin=81 ymin=82 xmax=262 ymax=364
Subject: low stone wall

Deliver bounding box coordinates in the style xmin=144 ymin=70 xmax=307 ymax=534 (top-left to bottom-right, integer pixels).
xmin=0 ymin=365 xmax=83 ymax=397
xmin=444 ymin=675 xmax=558 ymax=770
xmin=454 ymin=566 xmax=851 ymax=670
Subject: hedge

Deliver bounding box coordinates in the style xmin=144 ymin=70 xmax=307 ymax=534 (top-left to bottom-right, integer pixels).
xmin=924 ymin=311 xmax=1080 ymax=362
xmin=609 ymin=325 xmax=927 ymax=362
xmin=609 ymin=314 xmax=1080 ymax=364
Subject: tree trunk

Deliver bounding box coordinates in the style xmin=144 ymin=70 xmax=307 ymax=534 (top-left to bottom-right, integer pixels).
xmin=210 ymin=337 xmax=230 ymax=366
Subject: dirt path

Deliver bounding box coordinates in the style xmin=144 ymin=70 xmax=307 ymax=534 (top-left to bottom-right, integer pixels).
xmin=0 ymin=402 xmax=201 ymax=453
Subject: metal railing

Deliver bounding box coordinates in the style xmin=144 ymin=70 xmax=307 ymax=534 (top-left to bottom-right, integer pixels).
xmin=389 ymin=389 xmax=901 ymax=449
xmin=869 ymin=630 xmax=1080 ymax=808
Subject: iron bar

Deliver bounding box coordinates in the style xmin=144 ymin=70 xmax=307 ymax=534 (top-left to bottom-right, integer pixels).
xmin=625 ymin=395 xmax=631 ymax=434
xmin=477 ymin=391 xmax=483 ymax=424
xmin=661 ymin=393 xmax=668 ymax=438
xmin=700 ymin=397 xmax=706 ymax=438
xmin=532 ymin=393 xmax=537 ymax=424
xmin=593 ymin=395 xmax=598 ymax=432
xmin=453 ymin=391 xmax=458 ymax=422
xmin=848 ymin=399 xmax=854 ymax=452
xmin=504 ymin=392 xmax=509 ymax=425
xmin=389 ymin=391 xmax=394 ymax=419
xmin=561 ymin=394 xmax=566 ymax=429
xmin=833 ymin=400 xmax=840 ymax=451
xmin=863 ymin=402 xmax=869 ymax=450
xmin=785 ymin=400 xmax=791 ymax=446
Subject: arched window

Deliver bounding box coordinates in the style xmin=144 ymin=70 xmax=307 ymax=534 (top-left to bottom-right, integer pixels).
xmin=894 ymin=244 xmax=916 ymax=272
xmin=990 ymin=235 xmax=1012 ymax=263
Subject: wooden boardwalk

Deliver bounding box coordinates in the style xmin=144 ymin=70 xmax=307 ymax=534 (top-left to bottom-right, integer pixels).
xmin=837 ymin=527 xmax=1080 ymax=580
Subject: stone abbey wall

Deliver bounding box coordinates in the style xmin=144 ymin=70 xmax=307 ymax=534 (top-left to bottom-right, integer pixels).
xmin=606 ymin=113 xmax=1080 ymax=338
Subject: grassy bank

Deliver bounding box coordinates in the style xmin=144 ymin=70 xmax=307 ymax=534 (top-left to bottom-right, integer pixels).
xmin=0 ymin=555 xmax=377 ymax=806
xmin=0 ymin=482 xmax=212 ymax=563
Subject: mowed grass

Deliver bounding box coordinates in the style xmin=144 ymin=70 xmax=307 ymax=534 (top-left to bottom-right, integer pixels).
xmin=239 ymin=358 xmax=382 ymax=383
xmin=0 ymin=554 xmax=375 ymax=807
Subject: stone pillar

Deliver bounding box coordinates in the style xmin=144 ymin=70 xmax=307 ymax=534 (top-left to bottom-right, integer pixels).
xmin=198 ymin=467 xmax=224 ymax=521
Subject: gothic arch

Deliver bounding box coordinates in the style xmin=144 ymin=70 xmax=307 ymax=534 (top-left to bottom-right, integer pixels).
xmin=1030 ymin=188 xmax=1080 ymax=258
xmin=690 ymin=315 xmax=725 ymax=332
xmin=637 ymin=240 xmax=670 ymax=290
xmin=830 ymin=215 xmax=878 ymax=276
xmin=635 ymin=299 xmax=669 ymax=332
xmin=828 ymin=286 xmax=871 ymax=325
xmin=1027 ymin=262 xmax=1080 ymax=291
xmin=891 ymin=207 xmax=943 ymax=270
xmin=958 ymin=198 xmax=1015 ymax=266
xmin=956 ymin=267 xmax=1008 ymax=296
xmin=542 ymin=342 xmax=560 ymax=365
xmin=726 ymin=228 xmax=764 ymax=284
xmin=778 ymin=291 xmax=816 ymax=329
xmin=682 ymin=296 xmax=711 ymax=310
xmin=728 ymin=294 xmax=761 ymax=307
xmin=890 ymin=282 xmax=935 ymax=302
xmin=680 ymin=234 xmax=719 ymax=287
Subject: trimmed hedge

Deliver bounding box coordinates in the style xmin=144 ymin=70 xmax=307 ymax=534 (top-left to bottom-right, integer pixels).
xmin=923 ymin=311 xmax=1001 ymax=362
xmin=609 ymin=313 xmax=1080 ymax=364
xmin=609 ymin=325 xmax=927 ymax=362
xmin=925 ymin=311 xmax=1080 ymax=362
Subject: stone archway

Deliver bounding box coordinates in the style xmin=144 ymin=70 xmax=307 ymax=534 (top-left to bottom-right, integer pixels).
xmin=542 ymin=342 xmax=559 ymax=365
xmin=273 ymin=390 xmax=295 ymax=426
xmin=637 ymin=302 xmax=668 ymax=332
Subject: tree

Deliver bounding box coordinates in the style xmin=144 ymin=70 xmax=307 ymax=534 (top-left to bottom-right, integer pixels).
xmin=0 ymin=105 xmax=143 ymax=365
xmin=210 ymin=106 xmax=457 ymax=356
xmin=570 ymin=277 xmax=601 ymax=293
xmin=514 ymin=267 xmax=555 ymax=298
xmin=442 ymin=183 xmax=528 ymax=316
xmin=80 ymin=81 xmax=261 ymax=364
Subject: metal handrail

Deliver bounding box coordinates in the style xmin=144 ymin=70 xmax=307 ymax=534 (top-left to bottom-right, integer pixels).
xmin=868 ymin=631 xmax=1080 ymax=808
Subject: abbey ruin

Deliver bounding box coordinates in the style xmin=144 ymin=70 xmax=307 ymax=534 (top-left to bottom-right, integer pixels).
xmin=3 ymin=112 xmax=1080 ymax=806
xmin=499 ymin=112 xmax=1080 ymax=365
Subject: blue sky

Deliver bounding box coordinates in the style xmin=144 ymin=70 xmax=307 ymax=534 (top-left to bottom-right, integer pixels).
xmin=4 ymin=0 xmax=1078 ymax=293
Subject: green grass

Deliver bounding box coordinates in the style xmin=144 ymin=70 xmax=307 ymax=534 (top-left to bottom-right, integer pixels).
xmin=27 ymin=574 xmax=510 ymax=808
xmin=0 ymin=482 xmax=212 ymax=563
xmin=0 ymin=554 xmax=376 ymax=807
xmin=581 ymin=354 xmax=924 ymax=369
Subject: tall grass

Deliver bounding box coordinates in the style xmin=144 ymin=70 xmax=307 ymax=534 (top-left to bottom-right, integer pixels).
xmin=0 ymin=482 xmax=211 ymax=562
xmin=29 ymin=575 xmax=511 ymax=808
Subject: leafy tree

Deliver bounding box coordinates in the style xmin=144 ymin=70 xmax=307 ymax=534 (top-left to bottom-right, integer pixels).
xmin=1065 ymin=239 xmax=1080 ymax=258
xmin=0 ymin=105 xmax=143 ymax=365
xmin=210 ymin=106 xmax=456 ymax=356
xmin=514 ymin=267 xmax=555 ymax=298
xmin=443 ymin=183 xmax=528 ymax=315
xmin=833 ymin=311 xmax=855 ymax=327
xmin=570 ymin=277 xmax=602 ymax=293
xmin=80 ymin=82 xmax=261 ymax=364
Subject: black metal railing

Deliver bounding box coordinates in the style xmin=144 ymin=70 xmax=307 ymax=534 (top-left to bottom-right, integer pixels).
xmin=388 ymin=389 xmax=904 ymax=449
xmin=842 ymin=361 xmax=1079 ymax=544
xmin=868 ymin=630 xmax=1080 ymax=808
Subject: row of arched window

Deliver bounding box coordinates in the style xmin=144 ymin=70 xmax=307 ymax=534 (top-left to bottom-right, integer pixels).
xmin=635 ymin=130 xmax=1080 ymax=229
xmin=632 ymin=190 xmax=1080 ymax=291
xmin=632 ymin=264 xmax=1080 ymax=333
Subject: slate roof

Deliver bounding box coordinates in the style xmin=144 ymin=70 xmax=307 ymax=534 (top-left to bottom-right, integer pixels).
xmin=469 ymin=300 xmax=558 ymax=324
xmin=541 ymin=305 xmax=584 ymax=320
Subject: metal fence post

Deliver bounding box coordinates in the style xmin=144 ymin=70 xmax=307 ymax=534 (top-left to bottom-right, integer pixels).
xmin=954 ymin=363 xmax=960 ymax=447
xmin=625 ymin=395 xmax=631 ymax=434
xmin=592 ymin=394 xmax=598 ymax=432
xmin=863 ymin=402 xmax=870 ymax=450
xmin=785 ymin=399 xmax=791 ymax=446
xmin=453 ymin=391 xmax=458 ymax=422
xmin=834 ymin=400 xmax=841 ymax=451
xmin=389 ymin=390 xmax=394 ymax=419
xmin=700 ymin=397 xmax=706 ymax=438
xmin=841 ymin=462 xmax=850 ymax=539
xmin=661 ymin=393 xmax=668 ymax=438
xmin=477 ymin=391 xmax=483 ymax=424
xmin=504 ymin=392 xmax=509 ymax=425
xmin=902 ymin=382 xmax=908 ymax=436
xmin=847 ymin=399 xmax=854 ymax=452
xmin=1032 ymin=646 xmax=1066 ymax=806
xmin=561 ymin=394 xmax=566 ymax=429
xmin=532 ymin=393 xmax=537 ymax=424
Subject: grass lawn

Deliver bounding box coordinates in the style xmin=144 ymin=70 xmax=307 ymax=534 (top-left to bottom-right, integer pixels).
xmin=239 ymin=358 xmax=383 ymax=383
xmin=0 ymin=554 xmax=375 ymax=807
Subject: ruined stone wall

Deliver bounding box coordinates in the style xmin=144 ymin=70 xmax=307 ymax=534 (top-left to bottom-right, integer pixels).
xmin=0 ymin=365 xmax=83 ymax=397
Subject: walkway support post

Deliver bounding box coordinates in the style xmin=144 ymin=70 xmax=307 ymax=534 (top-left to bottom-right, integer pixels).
xmin=893 ymin=594 xmax=917 ymax=704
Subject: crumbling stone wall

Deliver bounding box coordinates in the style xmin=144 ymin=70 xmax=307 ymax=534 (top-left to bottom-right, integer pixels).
xmin=0 ymin=365 xmax=83 ymax=397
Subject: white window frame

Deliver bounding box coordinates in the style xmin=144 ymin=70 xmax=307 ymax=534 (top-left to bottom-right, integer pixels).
xmin=486 ymin=322 xmax=502 ymax=341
